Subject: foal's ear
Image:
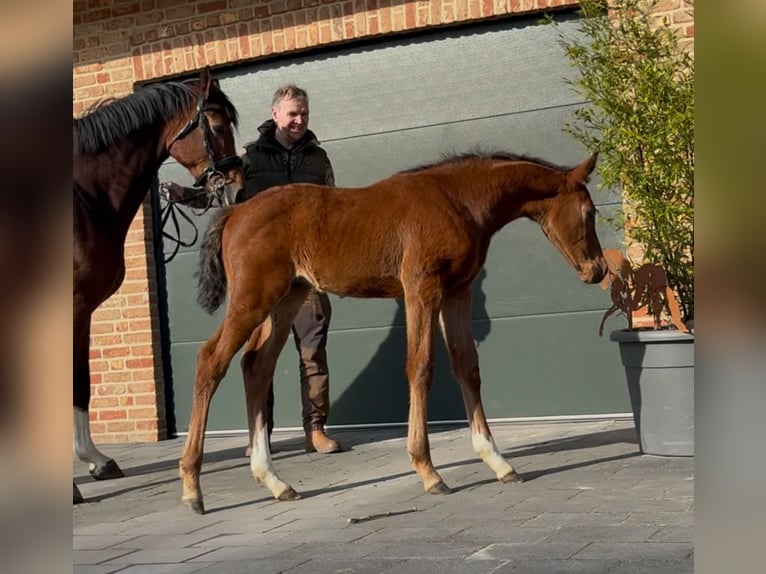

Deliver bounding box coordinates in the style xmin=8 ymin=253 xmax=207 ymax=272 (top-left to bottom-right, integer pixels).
xmin=570 ymin=151 xmax=599 ymax=183
xmin=198 ymin=66 xmax=214 ymax=98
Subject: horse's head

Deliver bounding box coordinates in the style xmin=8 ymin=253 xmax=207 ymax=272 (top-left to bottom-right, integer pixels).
xmin=166 ymin=68 xmax=245 ymax=205
xmin=538 ymin=153 xmax=607 ymax=284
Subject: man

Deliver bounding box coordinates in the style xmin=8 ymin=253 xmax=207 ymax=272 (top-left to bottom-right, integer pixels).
xmin=162 ymin=85 xmax=342 ymax=454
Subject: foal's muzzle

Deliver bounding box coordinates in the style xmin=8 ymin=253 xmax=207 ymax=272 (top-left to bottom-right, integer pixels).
xmin=579 ymin=259 xmax=608 ymax=284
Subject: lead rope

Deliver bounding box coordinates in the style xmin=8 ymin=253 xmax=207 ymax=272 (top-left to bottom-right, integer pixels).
xmin=159 ymin=189 xmax=215 ymax=264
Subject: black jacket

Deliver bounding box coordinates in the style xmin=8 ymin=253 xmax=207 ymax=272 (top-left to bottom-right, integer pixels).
xmin=240 ymin=119 xmax=333 ymax=201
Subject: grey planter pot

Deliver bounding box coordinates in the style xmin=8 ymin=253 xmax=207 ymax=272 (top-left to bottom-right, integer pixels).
xmin=610 ymin=328 xmax=694 ymax=456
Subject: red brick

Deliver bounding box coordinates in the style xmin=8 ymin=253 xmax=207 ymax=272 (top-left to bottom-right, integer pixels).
xmin=103 ymin=347 xmax=130 ymax=358
xmin=103 ymin=371 xmax=132 ymax=382
xmin=106 ymin=421 xmax=136 ymax=432
xmin=126 ymin=358 xmax=154 ymax=369
xmin=199 ymin=0 xmax=227 ymax=13
xmin=81 ymin=8 xmax=111 ymax=22
xmin=135 ymin=395 xmax=158 ymax=406
xmin=91 ymin=322 xmax=114 ymax=334
xmin=92 ymin=397 xmax=119 ymax=408
xmin=128 ymin=382 xmax=157 ymax=393
xmin=99 ymin=409 xmax=127 ymax=420
xmin=129 ymin=407 xmax=158 ymax=419
xmin=113 ymin=1 xmax=141 ymax=16
xmin=131 ymin=369 xmax=158 ymax=382
xmin=136 ymin=420 xmax=159 ymax=431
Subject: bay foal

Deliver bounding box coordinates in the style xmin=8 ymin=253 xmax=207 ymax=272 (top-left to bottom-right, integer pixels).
xmin=180 ymin=152 xmax=607 ymax=513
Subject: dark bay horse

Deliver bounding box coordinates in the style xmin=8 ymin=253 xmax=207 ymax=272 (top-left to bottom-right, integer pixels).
xmin=74 ymin=68 xmax=244 ymax=503
xmin=179 ymin=151 xmax=607 ymax=513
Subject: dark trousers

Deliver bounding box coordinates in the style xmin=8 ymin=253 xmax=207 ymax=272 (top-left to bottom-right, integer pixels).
xmin=267 ymin=290 xmax=332 ymax=434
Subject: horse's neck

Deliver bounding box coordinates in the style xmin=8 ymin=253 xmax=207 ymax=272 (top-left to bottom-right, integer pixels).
xmin=457 ymin=162 xmax=555 ymax=235
xmin=84 ymin=135 xmax=168 ymax=237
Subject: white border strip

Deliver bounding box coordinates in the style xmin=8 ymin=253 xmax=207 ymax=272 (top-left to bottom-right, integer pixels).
xmin=176 ymin=413 xmax=634 ymax=437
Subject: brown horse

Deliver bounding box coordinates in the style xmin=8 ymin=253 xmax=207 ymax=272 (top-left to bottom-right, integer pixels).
xmin=179 ymin=151 xmax=607 ymax=514
xmin=73 ymin=68 xmax=244 ymax=504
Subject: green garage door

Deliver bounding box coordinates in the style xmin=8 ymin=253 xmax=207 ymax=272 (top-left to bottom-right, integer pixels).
xmin=157 ymin=12 xmax=629 ymax=433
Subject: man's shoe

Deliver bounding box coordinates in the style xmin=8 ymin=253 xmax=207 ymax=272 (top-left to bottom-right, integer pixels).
xmin=305 ymin=429 xmax=342 ymax=454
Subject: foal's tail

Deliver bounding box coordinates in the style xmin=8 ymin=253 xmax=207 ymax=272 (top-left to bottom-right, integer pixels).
xmin=197 ymin=208 xmax=234 ymax=314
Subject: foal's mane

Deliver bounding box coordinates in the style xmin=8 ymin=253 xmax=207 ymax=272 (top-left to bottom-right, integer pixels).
xmin=399 ymin=151 xmax=574 ymax=175
xmin=73 ymin=80 xmax=239 ymax=154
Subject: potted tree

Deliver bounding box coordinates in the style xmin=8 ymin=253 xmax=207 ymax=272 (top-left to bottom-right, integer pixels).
xmin=550 ymin=0 xmax=694 ymax=455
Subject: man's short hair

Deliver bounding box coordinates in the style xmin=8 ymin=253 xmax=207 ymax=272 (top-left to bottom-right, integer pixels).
xmin=272 ymin=85 xmax=308 ymax=107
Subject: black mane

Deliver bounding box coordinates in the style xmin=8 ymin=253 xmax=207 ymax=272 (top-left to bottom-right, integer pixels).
xmin=399 ymin=151 xmax=573 ymax=174
xmin=73 ymin=80 xmax=239 ymax=154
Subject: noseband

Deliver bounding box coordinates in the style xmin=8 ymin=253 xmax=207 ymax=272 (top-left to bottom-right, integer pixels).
xmin=168 ymin=93 xmax=242 ymax=203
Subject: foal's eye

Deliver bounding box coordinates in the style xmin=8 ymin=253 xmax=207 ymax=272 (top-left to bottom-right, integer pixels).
xmin=212 ymin=124 xmax=226 ymax=135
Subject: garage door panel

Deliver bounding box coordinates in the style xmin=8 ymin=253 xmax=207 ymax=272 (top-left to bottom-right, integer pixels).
xmin=327 ymin=309 xmax=628 ymax=428
xmin=219 ymin=14 xmax=585 ymax=146
xmin=324 ymin=106 xmax=617 ymax=207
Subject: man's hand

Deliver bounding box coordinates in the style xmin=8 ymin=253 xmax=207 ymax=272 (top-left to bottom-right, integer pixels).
xmin=160 ymin=181 xmax=188 ymax=202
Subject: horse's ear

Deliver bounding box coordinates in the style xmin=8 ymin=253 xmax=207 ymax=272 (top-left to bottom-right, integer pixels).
xmin=199 ymin=67 xmax=213 ymax=98
xmin=570 ymin=151 xmax=599 ymax=183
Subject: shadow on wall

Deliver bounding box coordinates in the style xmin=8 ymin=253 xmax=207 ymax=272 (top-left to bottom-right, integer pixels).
xmin=329 ymin=268 xmax=492 ymax=426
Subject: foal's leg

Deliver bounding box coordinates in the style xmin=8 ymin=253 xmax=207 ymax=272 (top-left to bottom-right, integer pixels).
xmin=73 ymin=315 xmax=124 ymax=488
xmin=439 ymin=292 xmax=523 ymax=484
xmin=403 ymin=280 xmax=450 ymax=494
xmin=242 ymin=283 xmax=310 ymax=500
xmin=179 ymin=279 xmax=290 ymax=513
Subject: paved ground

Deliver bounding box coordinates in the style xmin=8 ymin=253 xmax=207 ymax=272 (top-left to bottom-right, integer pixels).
xmin=73 ymin=420 xmax=694 ymax=573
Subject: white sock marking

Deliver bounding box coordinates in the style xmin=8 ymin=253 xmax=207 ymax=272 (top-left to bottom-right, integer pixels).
xmin=250 ymin=428 xmax=290 ymax=497
xmin=472 ymin=431 xmax=513 ymax=479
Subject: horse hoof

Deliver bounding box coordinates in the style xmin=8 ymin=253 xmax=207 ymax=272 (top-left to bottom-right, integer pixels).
xmin=73 ymin=484 xmax=84 ymax=504
xmin=500 ymin=470 xmax=524 ymax=484
xmin=90 ymin=459 xmax=124 ymax=481
xmin=427 ymin=481 xmax=453 ymax=495
xmin=277 ymin=487 xmax=301 ymax=501
xmin=244 ymin=446 xmax=252 ymax=457
xmin=183 ymin=498 xmax=206 ymax=514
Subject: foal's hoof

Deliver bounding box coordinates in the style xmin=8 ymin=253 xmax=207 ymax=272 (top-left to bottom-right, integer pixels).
xmin=500 ymin=470 xmax=525 ymax=484
xmin=277 ymin=487 xmax=301 ymax=501
xmin=73 ymin=484 xmax=83 ymax=504
xmin=427 ymin=481 xmax=453 ymax=495
xmin=90 ymin=459 xmax=124 ymax=481
xmin=183 ymin=498 xmax=206 ymax=515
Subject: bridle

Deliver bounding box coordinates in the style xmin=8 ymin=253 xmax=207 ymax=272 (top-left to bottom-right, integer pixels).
xmin=167 ymin=91 xmax=242 ymax=206
xmin=161 ymin=91 xmax=242 ymax=264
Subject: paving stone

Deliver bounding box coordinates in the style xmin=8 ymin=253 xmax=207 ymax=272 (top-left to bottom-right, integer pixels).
xmin=607 ymin=559 xmax=694 ymax=573
xmin=493 ymin=558 xmax=618 ymax=573
xmin=573 ymin=542 xmax=693 ymax=561
xmin=543 ymin=525 xmax=660 ymax=544
xmin=466 ymin=542 xmax=589 ymax=560
xmin=379 ymin=558 xmax=508 ymax=574
xmin=649 ymin=525 xmax=694 ymax=542
xmin=107 ymin=565 xmax=208 ymax=574
xmin=73 ymin=566 xmax=127 ymax=574
xmin=74 ymin=535 xmax=141 ymax=550
xmin=285 ymin=557 xmax=407 ymax=574
xmin=73 ymin=549 xmax=138 ymax=565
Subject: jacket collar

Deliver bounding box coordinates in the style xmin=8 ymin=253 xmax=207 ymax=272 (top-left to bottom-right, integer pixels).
xmin=254 ymin=119 xmax=320 ymax=152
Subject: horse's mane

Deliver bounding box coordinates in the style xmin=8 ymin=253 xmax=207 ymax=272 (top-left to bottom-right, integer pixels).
xmin=399 ymin=151 xmax=573 ymax=174
xmin=73 ymin=80 xmax=239 ymax=154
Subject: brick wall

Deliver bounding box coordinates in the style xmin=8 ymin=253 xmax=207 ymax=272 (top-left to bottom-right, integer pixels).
xmin=74 ymin=0 xmax=694 ymax=443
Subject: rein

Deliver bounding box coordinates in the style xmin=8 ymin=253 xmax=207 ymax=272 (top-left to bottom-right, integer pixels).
xmin=159 ymin=190 xmax=215 ymax=264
